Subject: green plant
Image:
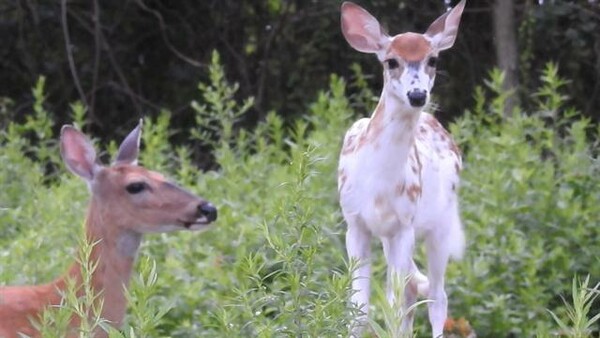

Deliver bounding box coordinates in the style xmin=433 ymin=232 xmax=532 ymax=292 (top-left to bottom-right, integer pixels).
xmin=548 ymin=276 xmax=600 ymax=338
xmin=119 ymin=258 xmax=174 ymax=337
xmin=368 ymin=274 xmax=432 ymax=338
xmin=449 ymin=63 xmax=600 ymax=336
xmin=33 ymin=236 xmax=109 ymax=337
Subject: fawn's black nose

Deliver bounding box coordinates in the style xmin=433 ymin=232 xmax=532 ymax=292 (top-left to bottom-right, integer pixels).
xmin=198 ymin=202 xmax=217 ymax=222
xmin=407 ymin=89 xmax=427 ymax=107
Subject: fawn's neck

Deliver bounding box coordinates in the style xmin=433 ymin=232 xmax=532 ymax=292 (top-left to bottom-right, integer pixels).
xmin=53 ymin=200 xmax=142 ymax=327
xmin=366 ymin=92 xmax=421 ymax=171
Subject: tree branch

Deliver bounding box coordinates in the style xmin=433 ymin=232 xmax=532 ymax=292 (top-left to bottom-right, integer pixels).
xmin=90 ymin=0 xmax=101 ymax=127
xmin=134 ymin=0 xmax=206 ymax=68
xmin=61 ymin=0 xmax=88 ymax=108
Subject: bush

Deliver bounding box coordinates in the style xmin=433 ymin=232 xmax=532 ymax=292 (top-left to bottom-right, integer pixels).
xmin=449 ymin=64 xmax=600 ymax=336
xmin=0 ymin=57 xmax=598 ymax=337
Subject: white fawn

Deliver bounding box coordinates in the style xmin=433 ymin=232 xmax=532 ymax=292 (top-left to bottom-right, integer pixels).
xmin=338 ymin=1 xmax=466 ymax=337
xmin=0 ymin=120 xmax=217 ymax=338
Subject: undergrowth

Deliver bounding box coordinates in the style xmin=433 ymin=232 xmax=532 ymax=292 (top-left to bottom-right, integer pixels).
xmin=0 ymin=55 xmax=598 ymax=337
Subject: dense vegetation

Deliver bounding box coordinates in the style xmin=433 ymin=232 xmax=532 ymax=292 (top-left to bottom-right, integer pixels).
xmin=1 ymin=54 xmax=599 ymax=336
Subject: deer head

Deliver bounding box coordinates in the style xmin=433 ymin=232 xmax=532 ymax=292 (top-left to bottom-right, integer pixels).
xmin=341 ymin=0 xmax=466 ymax=109
xmin=60 ymin=119 xmax=217 ymax=234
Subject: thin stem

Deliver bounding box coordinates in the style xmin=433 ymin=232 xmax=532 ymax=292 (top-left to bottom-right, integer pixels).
xmin=61 ymin=0 xmax=88 ymax=108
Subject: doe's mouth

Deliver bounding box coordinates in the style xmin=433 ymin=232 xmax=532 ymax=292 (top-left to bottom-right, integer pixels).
xmin=178 ymin=217 xmax=214 ymax=230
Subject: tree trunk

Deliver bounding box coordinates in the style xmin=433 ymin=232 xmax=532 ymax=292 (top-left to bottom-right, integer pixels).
xmin=493 ymin=0 xmax=519 ymax=117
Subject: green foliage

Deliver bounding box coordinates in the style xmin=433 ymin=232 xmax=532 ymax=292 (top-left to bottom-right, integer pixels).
xmin=120 ymin=258 xmax=174 ymax=337
xmin=139 ymin=110 xmax=173 ymax=172
xmin=191 ymin=50 xmax=254 ymax=150
xmin=548 ymin=276 xmax=600 ymax=338
xmin=34 ymin=237 xmax=109 ymax=337
xmin=0 ymin=76 xmax=69 ymax=247
xmin=450 ymin=64 xmax=600 ymax=336
xmin=1 ymin=59 xmax=599 ymax=337
xmin=157 ymin=61 xmax=354 ymax=336
xmin=368 ymin=274 xmax=432 ymax=338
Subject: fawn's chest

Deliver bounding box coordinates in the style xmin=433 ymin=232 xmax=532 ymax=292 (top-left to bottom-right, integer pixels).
xmin=339 ymin=127 xmax=423 ymax=236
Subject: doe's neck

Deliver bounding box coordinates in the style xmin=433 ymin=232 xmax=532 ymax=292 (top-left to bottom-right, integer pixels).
xmin=52 ymin=201 xmax=143 ymax=326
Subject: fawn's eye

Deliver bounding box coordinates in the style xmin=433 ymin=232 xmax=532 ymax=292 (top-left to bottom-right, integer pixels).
xmin=386 ymin=59 xmax=399 ymax=70
xmin=126 ymin=182 xmax=147 ymax=194
xmin=427 ymin=56 xmax=438 ymax=68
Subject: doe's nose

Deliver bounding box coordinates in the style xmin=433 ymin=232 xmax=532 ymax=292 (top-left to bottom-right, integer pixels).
xmin=198 ymin=202 xmax=217 ymax=222
xmin=407 ymin=89 xmax=427 ymax=107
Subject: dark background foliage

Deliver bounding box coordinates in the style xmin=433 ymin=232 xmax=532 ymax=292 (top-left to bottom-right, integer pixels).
xmin=0 ymin=0 xmax=598 ymax=143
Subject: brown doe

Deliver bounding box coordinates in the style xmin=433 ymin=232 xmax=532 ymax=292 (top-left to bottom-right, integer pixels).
xmin=0 ymin=120 xmax=217 ymax=337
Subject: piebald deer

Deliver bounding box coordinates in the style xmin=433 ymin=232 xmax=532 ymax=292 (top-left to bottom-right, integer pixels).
xmin=338 ymin=1 xmax=466 ymax=337
xmin=0 ymin=120 xmax=217 ymax=338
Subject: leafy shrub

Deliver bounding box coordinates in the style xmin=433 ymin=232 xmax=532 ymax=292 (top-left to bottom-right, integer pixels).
xmin=0 ymin=57 xmax=598 ymax=337
xmin=449 ymin=64 xmax=600 ymax=336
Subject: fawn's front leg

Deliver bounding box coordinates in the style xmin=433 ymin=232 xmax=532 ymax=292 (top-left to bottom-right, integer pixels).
xmin=346 ymin=219 xmax=372 ymax=336
xmin=382 ymin=227 xmax=418 ymax=335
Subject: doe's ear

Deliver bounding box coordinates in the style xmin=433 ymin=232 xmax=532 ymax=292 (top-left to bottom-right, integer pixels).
xmin=341 ymin=2 xmax=390 ymax=61
xmin=425 ymin=0 xmax=466 ymax=51
xmin=115 ymin=119 xmax=143 ymax=165
xmin=60 ymin=125 xmax=98 ymax=182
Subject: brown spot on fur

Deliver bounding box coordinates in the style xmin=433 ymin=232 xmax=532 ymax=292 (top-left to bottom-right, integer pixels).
xmin=406 ymin=184 xmax=422 ymax=202
xmin=424 ymin=114 xmax=445 ymax=133
xmin=338 ymin=169 xmax=348 ymax=191
xmin=454 ymin=161 xmax=461 ymax=174
xmin=407 ymin=277 xmax=419 ymax=295
xmin=374 ymin=194 xmax=385 ymax=207
xmin=413 ymin=145 xmax=422 ymax=174
xmin=448 ymin=139 xmax=461 ymax=157
xmin=401 ymin=113 xmax=416 ymax=124
xmin=341 ymin=134 xmax=359 ymax=155
xmin=416 ymin=125 xmax=428 ymax=141
xmin=424 ymin=114 xmax=462 ymax=158
xmin=389 ymin=33 xmax=432 ymax=62
xmin=367 ymin=99 xmax=386 ymax=137
xmin=395 ymin=182 xmax=406 ymax=196
xmin=344 ymin=99 xmax=386 ymax=155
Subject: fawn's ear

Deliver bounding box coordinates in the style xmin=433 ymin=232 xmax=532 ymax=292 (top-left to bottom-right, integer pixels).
xmin=115 ymin=119 xmax=142 ymax=165
xmin=425 ymin=0 xmax=466 ymax=51
xmin=341 ymin=2 xmax=390 ymax=61
xmin=60 ymin=125 xmax=99 ymax=182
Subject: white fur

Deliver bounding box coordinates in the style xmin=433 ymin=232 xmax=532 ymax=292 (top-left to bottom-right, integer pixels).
xmin=340 ymin=108 xmax=465 ymax=338
xmin=339 ymin=1 xmax=466 ymax=337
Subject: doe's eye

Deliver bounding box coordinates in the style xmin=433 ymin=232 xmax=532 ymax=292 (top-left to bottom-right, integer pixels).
xmin=427 ymin=56 xmax=438 ymax=68
xmin=126 ymin=182 xmax=146 ymax=194
xmin=386 ymin=59 xmax=399 ymax=70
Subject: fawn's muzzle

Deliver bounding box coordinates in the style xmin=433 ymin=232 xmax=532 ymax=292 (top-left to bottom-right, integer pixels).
xmin=407 ymin=89 xmax=427 ymax=107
